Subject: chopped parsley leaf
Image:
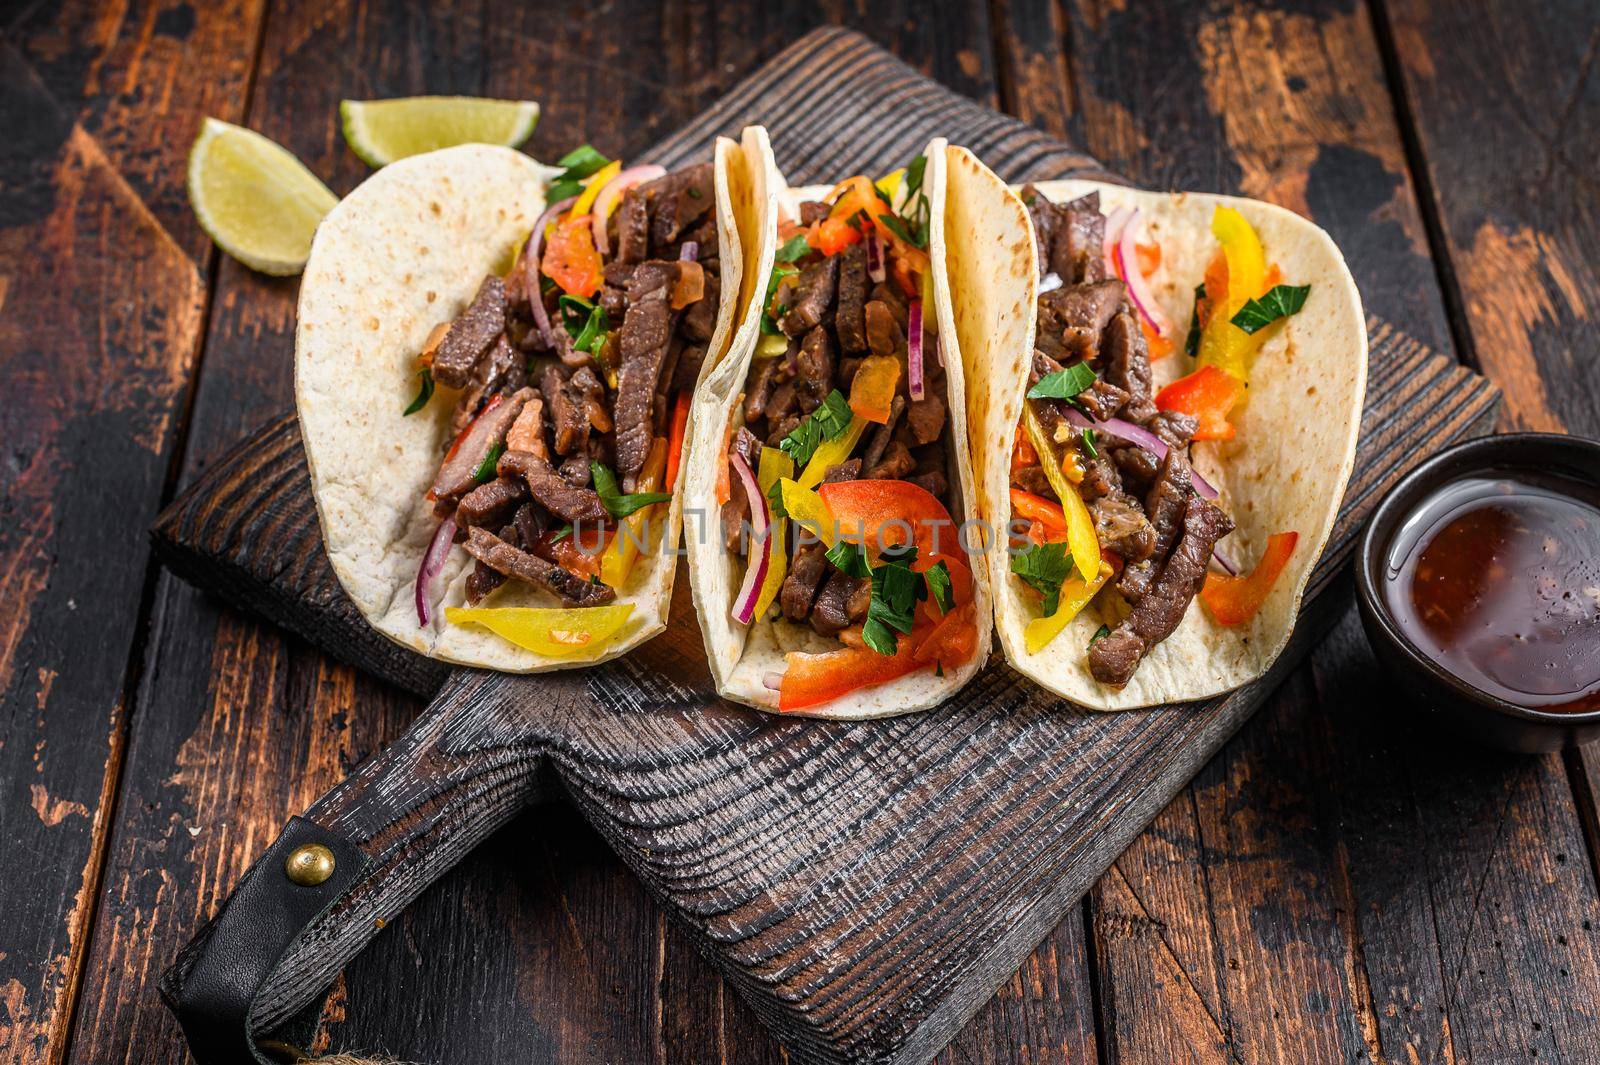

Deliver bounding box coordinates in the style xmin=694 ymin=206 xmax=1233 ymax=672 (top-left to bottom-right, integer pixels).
xmin=558 ymin=294 xmax=609 ymax=354
xmin=403 ymin=367 xmax=434 ymax=416
xmin=777 ymin=390 xmax=853 ymax=468
xmin=1027 ymin=361 xmax=1098 ymax=400
xmin=775 ymin=234 xmax=812 ymax=263
xmin=1230 ymin=283 xmax=1311 ymax=334
xmin=825 ymin=539 xmax=872 ymax=578
xmin=591 ymin=462 xmax=672 ymax=518
xmin=925 ymin=560 xmax=954 ymax=615
xmin=1010 ymin=541 xmax=1073 ymax=616
xmin=473 ymin=441 xmax=505 ymax=483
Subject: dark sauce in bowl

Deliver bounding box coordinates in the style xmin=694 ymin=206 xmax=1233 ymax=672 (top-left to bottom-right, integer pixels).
xmin=1382 ymin=470 xmax=1600 ymax=713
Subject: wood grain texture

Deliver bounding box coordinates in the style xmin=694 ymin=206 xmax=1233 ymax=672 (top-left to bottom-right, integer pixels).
xmin=0 ymin=10 xmax=247 ymax=1057
xmin=143 ymin=31 xmax=1497 ymax=1064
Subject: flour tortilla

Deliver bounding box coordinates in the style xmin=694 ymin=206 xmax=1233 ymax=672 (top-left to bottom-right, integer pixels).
xmin=936 ymin=145 xmax=1366 ymax=710
xmin=296 ymin=134 xmax=772 ymax=671
xmin=684 ymin=138 xmax=994 ymax=718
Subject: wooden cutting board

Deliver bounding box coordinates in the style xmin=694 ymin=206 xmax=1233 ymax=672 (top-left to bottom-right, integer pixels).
xmin=153 ymin=28 xmax=1499 ymax=1065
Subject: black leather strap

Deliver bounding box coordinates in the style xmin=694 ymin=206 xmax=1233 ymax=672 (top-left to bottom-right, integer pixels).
xmin=161 ymin=817 xmax=370 ymax=1064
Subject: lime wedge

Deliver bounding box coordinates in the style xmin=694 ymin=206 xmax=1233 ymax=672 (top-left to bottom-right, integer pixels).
xmin=340 ymin=96 xmax=540 ymax=167
xmin=187 ymin=118 xmax=338 ymax=276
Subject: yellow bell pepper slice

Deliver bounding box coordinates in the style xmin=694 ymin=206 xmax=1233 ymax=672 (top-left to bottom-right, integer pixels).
xmin=876 ymin=167 xmax=904 ymax=204
xmin=1023 ymin=561 xmax=1112 ymax=654
xmin=570 ymin=159 xmax=621 ymax=220
xmin=445 ymin=603 xmax=635 ymax=657
xmin=796 ymin=415 xmax=869 ymax=489
xmin=755 ymin=333 xmax=789 ymax=359
xmin=780 ymin=478 xmax=835 ymax=547
xmin=601 ymin=437 xmax=667 ymax=588
xmin=1022 ymin=402 xmax=1099 ymax=581
xmin=1197 ymin=206 xmax=1268 ymax=383
xmin=750 ymin=447 xmax=796 ymax=621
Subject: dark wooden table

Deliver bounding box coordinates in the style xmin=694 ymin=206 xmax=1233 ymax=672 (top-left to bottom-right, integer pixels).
xmin=3 ymin=1 xmax=1598 ymax=1062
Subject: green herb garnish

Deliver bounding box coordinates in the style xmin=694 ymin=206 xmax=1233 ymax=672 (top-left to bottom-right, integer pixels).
xmin=760 ymin=262 xmax=799 ymax=335
xmin=591 ymin=462 xmax=672 ymax=519
xmin=1010 ymin=541 xmax=1073 ymax=616
xmin=1089 ymin=623 xmax=1111 ymax=646
xmin=1080 ymin=427 xmax=1098 ymax=460
xmin=925 ymin=560 xmax=953 ymax=615
xmin=558 ymin=294 xmax=610 ymax=354
xmin=825 ymin=539 xmax=872 ymax=578
xmin=549 ymin=524 xmax=574 ymax=544
xmin=775 ymin=234 xmax=812 ymax=263
xmin=1230 ymin=283 xmax=1311 ymax=334
xmin=767 ymin=478 xmax=787 ymax=519
xmin=778 ymin=390 xmax=854 ymax=468
xmin=403 ymin=367 xmax=434 ymax=415
xmin=1184 ymin=283 xmax=1205 ymax=358
xmin=473 ymin=441 xmax=505 ymax=483
xmin=863 ymin=545 xmax=924 ymax=655
xmin=546 ymin=144 xmax=611 ymax=201
xmin=1027 ymin=362 xmax=1098 ymax=401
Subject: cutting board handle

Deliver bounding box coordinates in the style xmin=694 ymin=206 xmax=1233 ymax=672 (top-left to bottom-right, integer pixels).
xmin=159 ymin=668 xmax=549 ymax=1062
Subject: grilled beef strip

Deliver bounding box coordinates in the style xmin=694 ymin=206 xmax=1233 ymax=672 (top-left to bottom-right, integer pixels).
xmin=497 ymin=448 xmax=606 ymax=523
xmin=823 ymin=458 xmax=862 ymax=483
xmin=615 ymin=260 xmax=681 ymax=482
xmin=1110 ymin=410 xmax=1197 ymax=489
xmin=835 ymin=244 xmax=869 ymax=353
xmin=1143 ymin=449 xmax=1193 ymax=562
xmin=462 ymin=526 xmax=615 ymax=607
xmin=456 ymin=476 xmax=529 ymax=530
xmin=776 ymin=256 xmax=838 ymax=337
xmin=429 ymin=387 xmax=533 ymax=510
xmin=780 ymin=543 xmax=831 ymax=623
xmin=1021 ymin=184 xmax=1058 ymax=279
xmin=641 ymin=163 xmax=715 ymax=250
xmin=811 ymin=569 xmax=867 ymax=637
xmin=432 ymin=275 xmax=507 ymax=387
xmin=1088 ymin=496 xmax=1233 ymax=685
xmin=795 ymin=326 xmax=835 ymax=414
xmin=1035 ymin=279 xmax=1124 ymax=363
xmin=1051 ymin=193 xmax=1108 ymax=285
xmin=616 ymin=188 xmax=650 ymax=264
xmin=1102 ymin=310 xmax=1156 ymax=422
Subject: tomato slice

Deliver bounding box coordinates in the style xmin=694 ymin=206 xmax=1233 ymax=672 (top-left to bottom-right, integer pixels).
xmin=1200 ymin=531 xmax=1299 ymax=626
xmin=542 ymin=214 xmax=604 ymax=297
xmin=817 ymin=479 xmax=961 ymax=562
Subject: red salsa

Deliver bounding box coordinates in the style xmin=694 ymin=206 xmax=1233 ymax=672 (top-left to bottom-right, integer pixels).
xmin=1382 ymin=471 xmax=1600 ymax=713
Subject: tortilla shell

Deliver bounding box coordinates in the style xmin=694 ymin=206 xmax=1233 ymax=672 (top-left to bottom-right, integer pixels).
xmin=297 ymin=137 xmax=766 ymax=671
xmin=684 ymin=138 xmax=994 ymax=719
xmin=938 ymin=145 xmax=1366 ymax=709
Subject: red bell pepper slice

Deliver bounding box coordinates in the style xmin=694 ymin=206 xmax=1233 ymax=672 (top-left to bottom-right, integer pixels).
xmin=1155 ymin=364 xmax=1245 ymax=441
xmin=663 ymin=391 xmax=691 ymax=491
xmin=1009 ymin=488 xmax=1069 ymax=542
xmin=778 ymin=633 xmax=923 ymax=712
xmin=1200 ymin=531 xmax=1298 ymax=625
xmin=913 ymin=602 xmax=978 ymax=666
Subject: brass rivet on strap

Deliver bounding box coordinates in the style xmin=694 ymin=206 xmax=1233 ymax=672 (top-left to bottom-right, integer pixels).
xmin=284 ymin=843 xmax=336 ymax=886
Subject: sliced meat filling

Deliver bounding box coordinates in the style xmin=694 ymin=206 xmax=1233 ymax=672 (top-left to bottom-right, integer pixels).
xmin=462 ymin=526 xmax=615 ymax=607
xmin=432 ymin=275 xmax=507 ymax=387
xmin=1088 ymin=496 xmax=1233 ymax=685
xmin=614 ymin=260 xmax=680 ymax=480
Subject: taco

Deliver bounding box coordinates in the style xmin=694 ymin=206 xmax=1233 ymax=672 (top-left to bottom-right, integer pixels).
xmin=296 ymin=129 xmax=773 ymax=671
xmin=683 ymin=139 xmax=991 ymax=717
xmin=934 ymin=145 xmax=1365 ymax=709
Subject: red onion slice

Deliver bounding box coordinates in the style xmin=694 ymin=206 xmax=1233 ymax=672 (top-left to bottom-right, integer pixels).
xmin=1064 ymin=408 xmax=1219 ymax=500
xmin=865 ymin=230 xmax=886 ymax=283
xmin=679 ymin=241 xmax=699 ymax=262
xmin=1103 ymin=206 xmax=1133 ymax=279
xmin=907 ymin=298 xmax=925 ymax=401
xmin=591 ymin=164 xmax=666 ymax=255
xmin=1039 ymin=271 xmax=1063 ymax=294
xmin=1211 ymin=547 xmax=1238 ymax=576
xmin=1114 ymin=209 xmax=1174 ymax=339
xmin=763 ymin=671 xmax=785 ymax=692
xmin=729 ymin=452 xmax=771 ymax=625
xmin=415 ymin=515 xmax=457 ymax=627
xmin=517 ymin=194 xmax=576 ymax=346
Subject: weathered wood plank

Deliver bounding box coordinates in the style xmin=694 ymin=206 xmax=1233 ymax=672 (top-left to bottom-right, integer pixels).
xmin=0 ymin=6 xmax=255 ymax=1054
xmin=1381 ymin=0 xmax=1599 ymax=436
